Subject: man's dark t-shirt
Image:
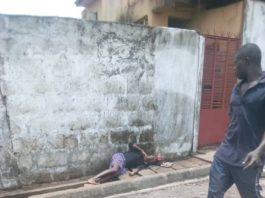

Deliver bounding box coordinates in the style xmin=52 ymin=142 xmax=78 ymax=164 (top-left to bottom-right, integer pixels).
xmin=215 ymin=72 xmax=265 ymax=167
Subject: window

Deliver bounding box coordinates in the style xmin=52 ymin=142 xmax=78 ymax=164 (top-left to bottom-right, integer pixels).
xmin=135 ymin=15 xmax=148 ymax=25
xmin=168 ymin=17 xmax=187 ymax=29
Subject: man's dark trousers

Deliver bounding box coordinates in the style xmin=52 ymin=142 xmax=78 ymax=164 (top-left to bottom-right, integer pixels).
xmin=208 ymin=157 xmax=263 ymax=198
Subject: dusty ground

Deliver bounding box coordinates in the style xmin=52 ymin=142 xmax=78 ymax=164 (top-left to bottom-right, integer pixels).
xmin=107 ymin=177 xmax=265 ymax=198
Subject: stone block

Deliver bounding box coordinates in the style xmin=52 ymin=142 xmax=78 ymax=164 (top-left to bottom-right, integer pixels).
xmin=129 ymin=118 xmax=145 ymax=127
xmin=128 ymin=111 xmax=153 ymax=127
xmin=139 ymin=76 xmax=153 ymax=95
xmin=86 ymin=160 xmax=108 ymax=175
xmin=0 ymin=178 xmax=18 ymax=190
xmin=142 ymin=95 xmax=157 ymax=111
xmin=12 ymin=137 xmax=39 ymax=154
xmin=110 ymin=130 xmax=136 ymax=144
xmin=18 ymin=155 xmax=33 ymax=170
xmin=127 ymin=78 xmax=139 ymax=94
xmin=146 ymin=63 xmax=155 ymax=77
xmin=52 ymin=171 xmax=70 ymax=181
xmin=100 ymin=77 xmax=126 ymax=95
xmin=114 ymin=95 xmax=139 ymax=111
xmin=50 ymin=135 xmax=64 ymax=150
xmin=62 ymin=135 xmax=78 ymax=149
xmin=99 ymin=134 xmax=108 ymax=144
xmin=127 ymin=96 xmax=140 ymax=111
xmin=67 ymin=152 xmax=79 ymax=164
xmin=139 ymin=128 xmax=154 ymax=143
xmin=65 ymin=166 xmax=84 ymax=179
xmin=38 ymin=151 xmax=68 ymax=168
xmin=103 ymin=111 xmax=128 ymax=128
xmin=114 ymin=96 xmax=128 ymax=111
xmin=138 ymin=142 xmax=155 ymax=154
xmin=79 ymin=132 xmax=100 ymax=147
xmin=68 ymin=149 xmax=89 ymax=164
xmin=33 ymin=172 xmax=53 ymax=184
xmin=86 ymin=95 xmax=105 ymax=112
xmin=67 ymin=112 xmax=99 ymax=131
xmin=120 ymin=65 xmax=138 ymax=74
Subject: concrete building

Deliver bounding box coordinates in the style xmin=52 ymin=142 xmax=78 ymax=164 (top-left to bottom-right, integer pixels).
xmin=75 ymin=0 xmax=243 ymax=38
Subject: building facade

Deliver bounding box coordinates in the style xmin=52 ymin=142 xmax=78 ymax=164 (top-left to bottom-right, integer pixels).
xmin=75 ymin=0 xmax=243 ymax=38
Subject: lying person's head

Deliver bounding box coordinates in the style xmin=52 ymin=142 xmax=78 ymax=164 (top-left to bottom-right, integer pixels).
xmin=144 ymin=154 xmax=164 ymax=165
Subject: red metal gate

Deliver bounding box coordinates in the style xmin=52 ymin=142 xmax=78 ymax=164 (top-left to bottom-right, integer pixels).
xmin=198 ymin=35 xmax=240 ymax=146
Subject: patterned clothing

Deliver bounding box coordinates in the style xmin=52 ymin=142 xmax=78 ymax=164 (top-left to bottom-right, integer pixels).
xmin=109 ymin=153 xmax=127 ymax=175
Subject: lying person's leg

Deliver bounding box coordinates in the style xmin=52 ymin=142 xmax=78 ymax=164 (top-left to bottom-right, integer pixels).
xmin=87 ymin=153 xmax=126 ymax=184
xmin=87 ymin=163 xmax=120 ymax=185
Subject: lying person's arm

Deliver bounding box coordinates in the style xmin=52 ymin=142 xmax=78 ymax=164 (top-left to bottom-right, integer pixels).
xmin=130 ymin=143 xmax=148 ymax=158
xmin=129 ymin=164 xmax=148 ymax=176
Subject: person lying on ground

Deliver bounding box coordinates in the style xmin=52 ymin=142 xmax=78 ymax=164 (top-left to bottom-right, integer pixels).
xmin=86 ymin=143 xmax=159 ymax=185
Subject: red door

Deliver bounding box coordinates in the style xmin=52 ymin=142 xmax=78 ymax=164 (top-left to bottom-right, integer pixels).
xmin=198 ymin=36 xmax=240 ymax=146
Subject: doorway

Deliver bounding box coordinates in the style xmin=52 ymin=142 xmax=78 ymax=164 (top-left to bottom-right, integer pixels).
xmin=198 ymin=35 xmax=240 ymax=146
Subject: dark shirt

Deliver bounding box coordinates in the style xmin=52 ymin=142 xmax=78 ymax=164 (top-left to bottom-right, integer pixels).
xmin=123 ymin=143 xmax=147 ymax=169
xmin=123 ymin=151 xmax=145 ymax=169
xmin=215 ymin=72 xmax=265 ymax=167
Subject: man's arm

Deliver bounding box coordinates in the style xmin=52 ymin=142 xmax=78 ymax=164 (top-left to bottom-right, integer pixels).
xmin=243 ymin=131 xmax=265 ymax=169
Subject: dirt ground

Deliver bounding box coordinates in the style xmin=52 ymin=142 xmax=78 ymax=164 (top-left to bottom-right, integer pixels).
xmin=107 ymin=177 xmax=265 ymax=198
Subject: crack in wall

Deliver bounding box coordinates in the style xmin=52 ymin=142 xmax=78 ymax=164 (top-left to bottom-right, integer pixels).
xmin=0 ymin=54 xmax=18 ymax=189
xmin=0 ymin=89 xmax=11 ymax=134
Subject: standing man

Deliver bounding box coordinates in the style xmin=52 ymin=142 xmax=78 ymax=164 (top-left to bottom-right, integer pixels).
xmin=208 ymin=43 xmax=265 ymax=198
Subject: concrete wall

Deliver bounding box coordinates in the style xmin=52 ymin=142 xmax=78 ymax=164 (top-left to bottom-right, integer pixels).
xmin=242 ymin=0 xmax=265 ymax=69
xmin=188 ymin=1 xmax=244 ymax=38
xmin=154 ymin=28 xmax=204 ymax=156
xmin=0 ymin=14 xmax=204 ymax=189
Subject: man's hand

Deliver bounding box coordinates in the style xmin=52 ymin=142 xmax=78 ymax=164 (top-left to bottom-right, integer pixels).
xmin=243 ymin=150 xmax=262 ymax=170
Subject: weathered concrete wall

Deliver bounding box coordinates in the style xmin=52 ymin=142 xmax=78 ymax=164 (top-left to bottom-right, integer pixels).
xmin=0 ymin=14 xmax=204 ymax=188
xmin=154 ymin=28 xmax=204 ymax=156
xmin=0 ymin=90 xmax=18 ymax=189
xmin=242 ymin=0 xmax=265 ymax=69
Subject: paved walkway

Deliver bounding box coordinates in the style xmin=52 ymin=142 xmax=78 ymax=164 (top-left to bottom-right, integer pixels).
xmin=0 ymin=148 xmax=215 ymax=198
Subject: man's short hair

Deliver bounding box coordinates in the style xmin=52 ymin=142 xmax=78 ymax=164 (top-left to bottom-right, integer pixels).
xmin=237 ymin=43 xmax=262 ymax=66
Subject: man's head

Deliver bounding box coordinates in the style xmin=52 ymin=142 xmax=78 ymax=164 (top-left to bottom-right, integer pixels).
xmin=235 ymin=43 xmax=262 ymax=80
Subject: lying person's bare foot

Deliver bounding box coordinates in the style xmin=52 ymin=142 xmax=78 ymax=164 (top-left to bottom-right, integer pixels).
xmin=87 ymin=178 xmax=99 ymax=185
